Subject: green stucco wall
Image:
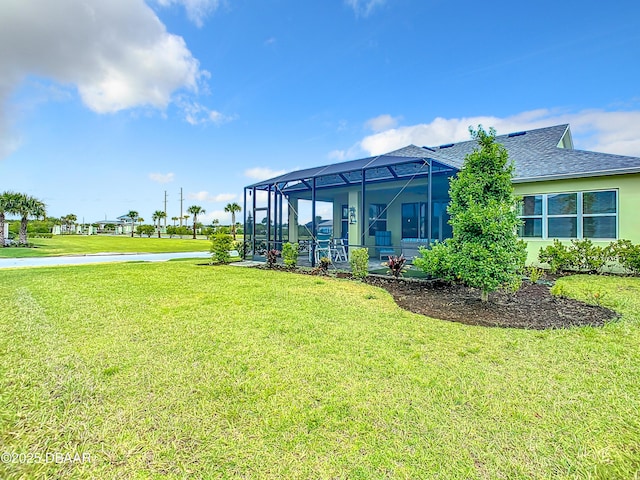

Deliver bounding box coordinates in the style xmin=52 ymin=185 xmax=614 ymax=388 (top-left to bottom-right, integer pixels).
xmin=514 ymin=173 xmax=640 ymax=264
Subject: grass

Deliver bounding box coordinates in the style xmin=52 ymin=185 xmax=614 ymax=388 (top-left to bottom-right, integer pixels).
xmin=0 ymin=264 xmax=639 ymax=479
xmin=0 ymin=235 xmax=211 ymax=258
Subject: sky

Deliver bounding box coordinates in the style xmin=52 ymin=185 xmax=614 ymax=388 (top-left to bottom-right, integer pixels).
xmin=1 ymin=0 xmax=640 ymax=225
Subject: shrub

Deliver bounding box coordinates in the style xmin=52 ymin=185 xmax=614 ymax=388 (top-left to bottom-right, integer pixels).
xmin=383 ymin=254 xmax=407 ymax=278
xmin=282 ymin=242 xmax=299 ymax=268
xmin=414 ymin=241 xmax=456 ymax=281
xmin=526 ymin=266 xmax=544 ymax=284
xmin=136 ymin=225 xmax=155 ymax=238
xmin=210 ymin=233 xmax=233 ymax=264
xmin=166 ymin=226 xmax=176 ymax=238
xmin=349 ymin=248 xmax=369 ymax=279
xmin=313 ymin=257 xmax=331 ymax=275
xmin=266 ymin=249 xmax=280 ymax=268
xmin=538 ymin=239 xmax=573 ymax=274
xmin=569 ymin=239 xmax=606 ymax=273
xmin=607 ymin=239 xmax=640 ymax=274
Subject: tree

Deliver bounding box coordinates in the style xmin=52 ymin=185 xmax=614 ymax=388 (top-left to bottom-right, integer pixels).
xmin=171 ymin=216 xmax=179 ymax=227
xmin=152 ymin=210 xmax=166 ymax=238
xmin=15 ymin=194 xmax=46 ymax=246
xmin=126 ymin=210 xmax=139 ymax=237
xmin=187 ymin=206 xmax=205 ymax=239
xmin=224 ymin=202 xmax=242 ymax=240
xmin=61 ymin=213 xmax=77 ymax=234
xmin=415 ymin=126 xmax=526 ymax=302
xmin=0 ymin=191 xmax=20 ymax=247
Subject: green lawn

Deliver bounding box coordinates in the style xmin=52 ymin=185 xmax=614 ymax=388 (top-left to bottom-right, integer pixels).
xmin=0 ymin=263 xmax=639 ymax=479
xmin=0 ymin=235 xmax=210 ymax=258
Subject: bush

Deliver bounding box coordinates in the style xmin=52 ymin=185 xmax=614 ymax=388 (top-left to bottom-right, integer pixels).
xmin=526 ymin=266 xmax=544 ymax=283
xmin=282 ymin=242 xmax=299 ymax=268
xmin=607 ymin=239 xmax=640 ymax=274
xmin=349 ymin=248 xmax=369 ymax=279
xmin=136 ymin=225 xmax=155 ymax=238
xmin=538 ymin=239 xmax=573 ymax=274
xmin=266 ymin=249 xmax=280 ymax=268
xmin=29 ymin=233 xmax=53 ymax=238
xmin=313 ymin=256 xmax=331 ymax=275
xmin=414 ymin=241 xmax=457 ymax=281
xmin=210 ymin=233 xmax=233 ymax=264
xmin=383 ymin=254 xmax=407 ymax=278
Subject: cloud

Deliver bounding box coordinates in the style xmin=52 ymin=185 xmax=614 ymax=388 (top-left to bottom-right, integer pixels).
xmin=357 ymin=108 xmax=640 ymax=157
xmin=345 ymin=0 xmax=386 ymax=17
xmin=149 ymin=172 xmax=175 ymax=183
xmin=180 ymin=99 xmax=236 ymax=125
xmin=155 ymin=0 xmax=223 ymax=28
xmin=0 ymin=0 xmax=208 ymax=158
xmin=365 ymin=114 xmax=400 ymax=132
xmin=187 ymin=191 xmax=237 ymax=202
xmin=244 ymin=167 xmax=288 ymax=181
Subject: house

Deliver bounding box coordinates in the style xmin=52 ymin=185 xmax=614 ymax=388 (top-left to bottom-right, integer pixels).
xmin=244 ymin=124 xmax=640 ymax=264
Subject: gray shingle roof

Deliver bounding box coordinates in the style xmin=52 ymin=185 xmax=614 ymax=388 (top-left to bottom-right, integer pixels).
xmin=247 ymin=124 xmax=640 ymax=189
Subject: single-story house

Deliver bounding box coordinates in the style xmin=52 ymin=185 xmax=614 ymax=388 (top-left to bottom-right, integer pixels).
xmin=244 ymin=124 xmax=640 ymax=264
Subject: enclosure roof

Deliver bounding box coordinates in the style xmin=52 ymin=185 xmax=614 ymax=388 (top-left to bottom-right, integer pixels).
xmin=246 ymin=124 xmax=640 ymax=189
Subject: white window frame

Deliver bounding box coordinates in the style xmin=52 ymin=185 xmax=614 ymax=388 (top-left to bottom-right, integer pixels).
xmin=518 ymin=189 xmax=618 ymax=240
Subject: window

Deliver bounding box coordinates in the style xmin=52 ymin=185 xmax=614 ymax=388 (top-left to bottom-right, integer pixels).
xmin=518 ymin=190 xmax=617 ymax=239
xmin=368 ymin=204 xmax=387 ymax=236
xmin=341 ymin=204 xmax=349 ymax=239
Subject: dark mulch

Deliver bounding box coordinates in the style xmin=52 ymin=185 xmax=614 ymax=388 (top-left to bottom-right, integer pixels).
xmin=363 ymin=275 xmax=619 ymax=329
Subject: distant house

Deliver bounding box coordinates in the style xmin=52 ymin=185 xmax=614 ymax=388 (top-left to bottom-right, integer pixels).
xmin=244 ymin=124 xmax=640 ymax=263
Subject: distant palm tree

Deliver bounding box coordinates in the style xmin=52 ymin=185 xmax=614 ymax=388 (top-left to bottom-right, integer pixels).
xmin=171 ymin=216 xmax=179 ymax=227
xmin=224 ymin=202 xmax=242 ymax=240
xmin=187 ymin=205 xmax=205 ymax=239
xmin=0 ymin=191 xmax=20 ymax=247
xmin=126 ymin=210 xmax=139 ymax=237
xmin=152 ymin=210 xmax=166 ymax=238
xmin=15 ymin=194 xmax=46 ymax=246
xmin=62 ymin=213 xmax=77 ymax=234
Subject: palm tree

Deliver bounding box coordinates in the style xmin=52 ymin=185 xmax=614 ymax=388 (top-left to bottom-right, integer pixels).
xmin=152 ymin=210 xmax=166 ymax=238
xmin=171 ymin=216 xmax=179 ymax=227
xmin=62 ymin=213 xmax=77 ymax=234
xmin=15 ymin=194 xmax=46 ymax=246
xmin=0 ymin=191 xmax=20 ymax=247
xmin=224 ymin=202 xmax=242 ymax=240
xmin=187 ymin=205 xmax=205 ymax=239
xmin=126 ymin=210 xmax=139 ymax=237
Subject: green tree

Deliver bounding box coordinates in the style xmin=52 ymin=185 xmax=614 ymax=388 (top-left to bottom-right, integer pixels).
xmin=415 ymin=126 xmax=526 ymax=302
xmin=61 ymin=213 xmax=77 ymax=234
xmin=0 ymin=191 xmax=20 ymax=247
xmin=187 ymin=205 xmax=205 ymax=239
xmin=224 ymin=202 xmax=242 ymax=240
xmin=152 ymin=210 xmax=166 ymax=238
xmin=15 ymin=194 xmax=46 ymax=246
xmin=126 ymin=210 xmax=139 ymax=237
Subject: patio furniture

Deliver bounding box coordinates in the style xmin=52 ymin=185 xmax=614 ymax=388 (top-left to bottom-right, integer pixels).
xmin=332 ymin=238 xmax=348 ymax=262
xmin=312 ymin=233 xmax=332 ymax=263
xmin=401 ymin=238 xmax=431 ymax=260
xmin=375 ymin=231 xmax=395 ymax=260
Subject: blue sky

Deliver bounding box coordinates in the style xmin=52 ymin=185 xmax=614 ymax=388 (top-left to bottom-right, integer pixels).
xmin=1 ymin=0 xmax=640 ymax=224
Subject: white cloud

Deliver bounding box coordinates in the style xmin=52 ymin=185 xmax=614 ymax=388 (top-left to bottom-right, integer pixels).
xmin=187 ymin=191 xmax=237 ymax=202
xmin=244 ymin=167 xmax=288 ymax=181
xmin=358 ymin=108 xmax=640 ymax=157
xmin=155 ymin=0 xmax=222 ymax=28
xmin=365 ymin=114 xmax=401 ymax=132
xmin=180 ymin=99 xmax=236 ymax=126
xmin=149 ymin=172 xmax=175 ymax=183
xmin=0 ymin=0 xmax=208 ymax=158
xmin=345 ymin=0 xmax=386 ymax=17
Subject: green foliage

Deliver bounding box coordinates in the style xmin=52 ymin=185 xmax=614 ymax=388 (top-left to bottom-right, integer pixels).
xmin=349 ymin=247 xmax=369 ymax=279
xmin=136 ymin=225 xmax=156 ymax=237
xmin=210 ymin=233 xmax=233 ymax=264
xmin=313 ymin=256 xmax=331 ymax=275
xmin=414 ymin=242 xmax=457 ymax=281
xmin=282 ymin=242 xmax=299 ymax=267
xmin=526 ymin=266 xmax=545 ymax=284
xmin=607 ymin=239 xmax=640 ymax=274
xmin=538 ymin=239 xmax=573 ymax=273
xmin=539 ymin=239 xmax=608 ymax=274
xmin=382 ymin=254 xmax=407 ymax=278
xmin=415 ymin=126 xmax=526 ymax=301
xmin=550 ymin=282 xmax=568 ymax=298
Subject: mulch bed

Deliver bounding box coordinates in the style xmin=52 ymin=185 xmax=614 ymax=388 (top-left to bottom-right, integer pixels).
xmin=253 ymin=264 xmax=619 ymax=329
xmin=363 ymin=275 xmax=619 ymax=329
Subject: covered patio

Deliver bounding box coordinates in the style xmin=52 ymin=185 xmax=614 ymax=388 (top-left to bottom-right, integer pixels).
xmin=244 ymin=145 xmax=459 ymax=266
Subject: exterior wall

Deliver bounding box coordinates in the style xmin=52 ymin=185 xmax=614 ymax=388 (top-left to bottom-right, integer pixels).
xmin=514 ymin=173 xmax=640 ymax=264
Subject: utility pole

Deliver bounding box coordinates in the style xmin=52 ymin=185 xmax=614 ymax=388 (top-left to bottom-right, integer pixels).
xmin=164 ymin=190 xmax=168 ymax=229
xmin=179 ymin=188 xmax=183 ymax=227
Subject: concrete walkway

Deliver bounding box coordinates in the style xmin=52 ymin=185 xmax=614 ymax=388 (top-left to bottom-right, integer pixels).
xmin=0 ymin=251 xmax=211 ymax=269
